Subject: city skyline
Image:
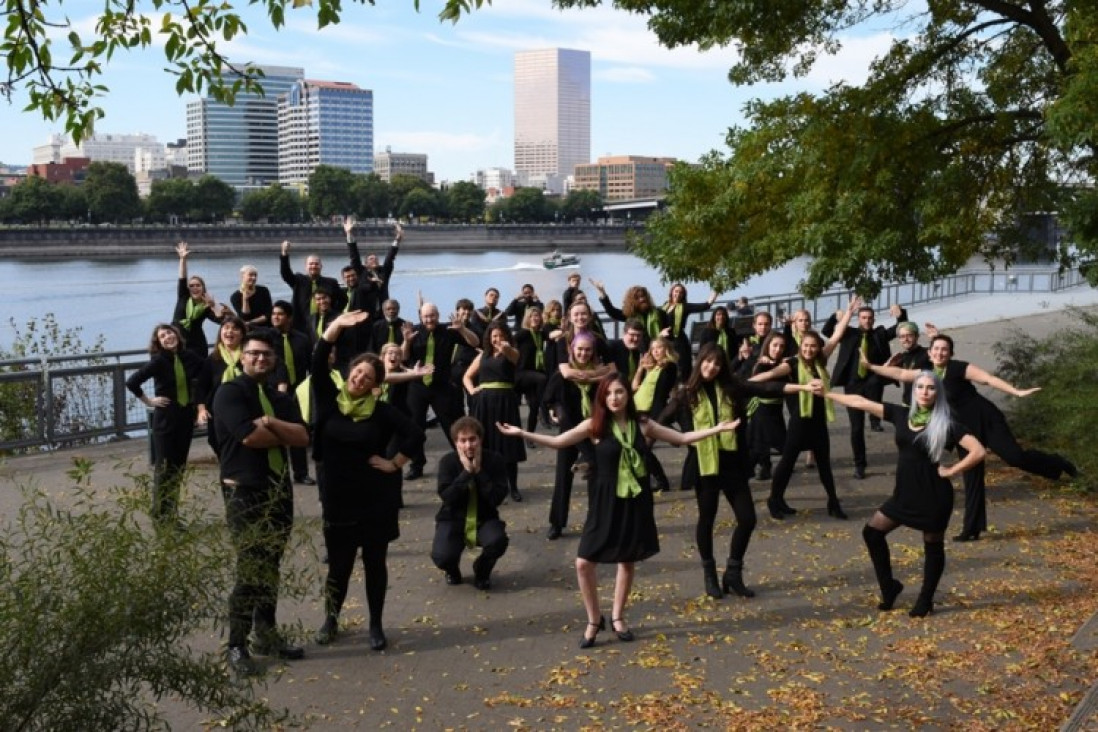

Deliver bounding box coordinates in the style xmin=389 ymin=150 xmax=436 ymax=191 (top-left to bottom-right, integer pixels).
xmin=0 ymin=1 xmax=894 ymax=182
xmin=514 ymin=48 xmax=590 ymax=179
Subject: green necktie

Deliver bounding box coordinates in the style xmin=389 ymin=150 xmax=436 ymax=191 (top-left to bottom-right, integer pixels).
xmin=463 ymin=479 xmax=478 ymax=549
xmin=282 ymin=333 xmax=296 ymax=385
xmin=423 ymin=332 xmax=435 ymax=386
xmin=858 ymin=332 xmax=869 ymax=378
xmin=309 ymin=280 xmax=318 ymax=314
xmin=316 ymin=315 xmax=325 ymax=339
xmin=256 ymin=385 xmax=286 ymax=479
xmin=173 ymin=354 xmax=189 ymax=406
xmin=387 ymin=322 xmax=396 ymax=344
xmin=530 ymin=329 xmax=544 ymax=370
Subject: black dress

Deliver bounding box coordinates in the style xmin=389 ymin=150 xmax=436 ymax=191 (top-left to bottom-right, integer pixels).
xmin=470 ymin=354 xmax=527 ymax=464
xmin=879 ymin=403 xmax=967 ymax=532
xmin=578 ymin=425 xmax=659 ymax=563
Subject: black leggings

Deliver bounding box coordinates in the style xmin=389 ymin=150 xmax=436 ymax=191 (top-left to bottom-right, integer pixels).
xmin=695 ymin=457 xmax=756 ymax=564
xmin=323 ymin=522 xmax=390 ymax=628
xmin=769 ymin=413 xmax=838 ymax=505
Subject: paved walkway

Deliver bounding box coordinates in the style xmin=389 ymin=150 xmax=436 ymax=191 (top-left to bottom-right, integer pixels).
xmin=2 ymin=299 xmax=1096 ymax=729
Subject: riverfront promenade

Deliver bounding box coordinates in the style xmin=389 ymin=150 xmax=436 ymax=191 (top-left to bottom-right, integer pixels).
xmin=2 ymin=300 xmax=1097 ymax=729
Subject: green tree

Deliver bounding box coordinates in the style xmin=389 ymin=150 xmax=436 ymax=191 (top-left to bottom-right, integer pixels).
xmin=84 ymin=162 xmax=141 ymax=224
xmin=444 ymin=180 xmax=487 ymax=222
xmin=308 ymin=165 xmax=357 ymax=220
xmin=146 ymin=178 xmax=196 ymax=223
xmin=399 ymin=187 xmax=441 ymax=221
xmin=5 ymin=176 xmax=60 ymax=224
xmin=190 ymin=175 xmax=235 ymax=222
xmin=559 ymin=189 xmax=602 ymax=222
xmin=351 ymin=173 xmax=393 ymax=219
xmin=265 ymin=183 xmax=303 ymax=223
xmin=55 ymin=183 xmax=88 ymax=222
xmin=506 ymin=187 xmax=552 ymax=223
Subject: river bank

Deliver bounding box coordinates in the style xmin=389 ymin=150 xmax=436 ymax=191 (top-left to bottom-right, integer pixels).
xmin=0 ymin=222 xmax=634 ymax=259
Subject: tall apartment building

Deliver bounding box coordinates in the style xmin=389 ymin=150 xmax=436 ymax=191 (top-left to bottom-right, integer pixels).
xmin=374 ymin=147 xmax=430 ymax=184
xmin=278 ymin=79 xmax=374 ymax=187
xmin=573 ymin=155 xmax=676 ymax=201
xmin=473 ymin=167 xmax=516 ymax=202
xmin=187 ymin=64 xmax=304 ymax=189
xmin=55 ymin=132 xmax=163 ymax=173
xmin=514 ymin=49 xmax=590 ymax=179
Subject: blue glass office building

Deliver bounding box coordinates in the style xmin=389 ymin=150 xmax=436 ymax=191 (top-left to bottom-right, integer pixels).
xmin=278 ymin=79 xmax=374 ymax=187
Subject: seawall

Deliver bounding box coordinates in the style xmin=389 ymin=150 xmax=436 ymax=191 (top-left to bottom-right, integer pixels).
xmin=0 ymin=223 xmax=635 ymax=259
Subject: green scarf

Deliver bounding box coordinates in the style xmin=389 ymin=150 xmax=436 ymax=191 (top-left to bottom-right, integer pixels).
xmin=256 ymin=384 xmax=286 ymax=479
xmin=611 ymin=419 xmax=646 ymax=498
xmin=181 ymin=297 xmax=206 ymax=331
xmin=464 ymin=479 xmax=478 ymax=549
xmin=668 ymin=304 xmax=683 ymax=337
xmin=379 ymin=382 xmax=391 ymax=403
xmin=282 ymin=333 xmax=297 ymax=385
xmin=717 ymin=330 xmax=728 ymax=357
xmin=692 ymin=385 xmax=736 ymax=476
xmin=797 ymin=359 xmax=834 ymax=422
xmin=857 ymin=331 xmax=869 ymax=378
xmin=337 ymin=387 xmax=377 ymax=421
xmin=172 ymin=354 xmax=189 ymax=406
xmin=295 ymin=370 xmax=344 ymax=424
xmin=218 ymin=344 xmax=242 ymax=384
xmin=909 ymin=406 xmax=931 ymax=428
xmin=634 ymin=366 xmax=661 ymax=412
xmin=643 ymin=309 xmax=661 ymax=340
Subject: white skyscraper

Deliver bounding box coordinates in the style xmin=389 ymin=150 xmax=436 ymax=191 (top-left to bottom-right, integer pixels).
xmin=278 ymin=79 xmax=374 ymax=186
xmin=514 ymin=49 xmax=591 ymax=179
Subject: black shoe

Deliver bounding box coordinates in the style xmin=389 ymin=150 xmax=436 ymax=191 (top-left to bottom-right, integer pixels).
xmin=853 ymin=466 xmax=866 ymax=480
xmin=870 ymin=422 xmax=885 ymax=433
xmin=779 ymin=501 xmax=797 ymax=516
xmin=766 ymin=497 xmax=785 ymax=520
xmin=368 ymin=626 xmax=388 ymax=651
xmin=404 ymin=465 xmax=424 ymax=480
xmin=721 ymin=561 xmax=756 ymax=598
xmin=827 ymin=499 xmax=848 ymax=520
xmin=611 ymin=617 xmax=635 ymax=642
xmin=473 ymin=576 xmax=491 ymax=591
xmin=315 ymin=615 xmax=338 ymax=645
xmin=251 ymin=634 xmax=305 ymax=660
xmin=953 ymin=532 xmax=980 ymax=542
xmin=877 ymin=579 xmax=904 ymax=611
xmin=547 ymin=525 xmax=562 ymax=540
xmin=295 ymin=475 xmax=316 ymax=486
xmin=579 ymin=615 xmax=605 ymax=649
xmin=1062 ymin=457 xmax=1079 ymax=479
xmin=227 ymin=645 xmax=260 ymax=676
xmin=444 ymin=569 xmax=463 ymax=585
xmin=509 ymin=487 xmax=523 ymax=502
xmin=909 ymin=595 xmax=934 ymax=617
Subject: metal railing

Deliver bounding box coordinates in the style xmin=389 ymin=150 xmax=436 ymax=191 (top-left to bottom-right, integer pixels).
xmin=0 ymin=265 xmax=1088 ymax=453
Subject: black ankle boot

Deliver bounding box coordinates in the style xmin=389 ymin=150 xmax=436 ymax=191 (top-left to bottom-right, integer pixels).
xmin=878 ymin=579 xmax=903 ymax=611
xmin=909 ymin=594 xmax=934 ymax=617
xmin=722 ymin=559 xmax=756 ymax=598
xmin=702 ymin=560 xmax=723 ymax=599
xmin=827 ymin=498 xmax=848 ymax=520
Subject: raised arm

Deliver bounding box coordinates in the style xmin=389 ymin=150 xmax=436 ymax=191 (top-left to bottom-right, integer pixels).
xmin=821 ymin=296 xmax=859 ymax=358
xmin=176 ymin=241 xmax=189 ymax=280
xmin=963 ymin=362 xmax=1041 ymax=398
xmin=279 ymin=240 xmax=295 ymax=287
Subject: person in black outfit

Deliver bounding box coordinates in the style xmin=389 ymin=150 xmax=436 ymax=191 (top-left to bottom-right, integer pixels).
xmin=732 ymin=311 xmax=774 ymax=377
xmin=212 ymin=330 xmax=310 ymax=676
xmin=502 ymin=283 xmax=544 ymax=330
xmin=514 ymin=306 xmax=551 ymax=433
xmin=311 ymin=312 xmax=424 ymax=651
xmin=825 ymin=371 xmax=987 ymax=616
xmin=867 ymin=333 xmax=1077 ymax=542
xmin=698 ymin=307 xmax=740 ymax=366
xmin=126 ymin=323 xmax=203 ymax=525
xmin=344 ymin=216 xmax=401 ymax=314
xmin=401 ymin=302 xmax=480 ymax=479
xmin=172 ymin=242 xmax=227 ymax=357
xmin=561 ymin=272 xmax=583 ymax=312
xmin=823 ymin=301 xmax=908 ymax=478
xmin=608 ymin=319 xmax=647 ymax=386
xmin=590 ymin=279 xmax=668 ymax=342
xmin=473 ymin=287 xmax=504 ymax=327
xmin=432 ymin=416 xmax=511 ymax=590
xmin=231 ymin=264 xmax=273 ymax=330
xmin=887 ymin=321 xmax=928 ymax=406
xmin=670 ymin=343 xmax=810 ymax=599
xmin=372 ymin=299 xmax=407 ymax=351
xmin=195 ymin=316 xmax=246 ymax=457
xmin=660 ymin=283 xmax=718 ymax=381
xmin=269 ymin=301 xmax=315 ymax=486
xmin=279 ymin=239 xmax=345 ymax=334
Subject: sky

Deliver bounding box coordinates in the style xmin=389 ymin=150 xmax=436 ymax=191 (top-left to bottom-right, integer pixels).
xmin=0 ymin=0 xmax=897 ymax=183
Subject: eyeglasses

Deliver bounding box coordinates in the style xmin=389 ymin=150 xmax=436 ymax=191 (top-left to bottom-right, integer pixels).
xmin=244 ymin=350 xmax=275 ymax=359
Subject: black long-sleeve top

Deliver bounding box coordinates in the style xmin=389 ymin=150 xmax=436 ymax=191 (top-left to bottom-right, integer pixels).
xmin=434 ymin=448 xmax=509 ymax=525
xmin=126 ymin=349 xmax=204 ymax=404
xmin=172 ymin=279 xmax=222 ymax=356
xmin=230 ymin=285 xmax=273 ymax=328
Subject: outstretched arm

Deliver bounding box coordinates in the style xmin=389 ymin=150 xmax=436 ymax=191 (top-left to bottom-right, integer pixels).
xmin=824 ymin=390 xmax=885 ymax=420
xmin=497 ymin=419 xmax=591 ymax=449
xmin=643 ymin=418 xmax=741 ymax=447
xmin=963 ymin=363 xmax=1041 ymax=398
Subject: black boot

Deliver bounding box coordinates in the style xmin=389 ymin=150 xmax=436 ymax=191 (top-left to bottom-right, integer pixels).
xmin=827 ymin=498 xmax=848 ymax=520
xmin=702 ymin=559 xmax=723 ymax=599
xmin=722 ymin=559 xmax=755 ymax=598
xmin=911 ymin=540 xmax=945 ymax=617
xmin=862 ymin=524 xmax=901 ymax=610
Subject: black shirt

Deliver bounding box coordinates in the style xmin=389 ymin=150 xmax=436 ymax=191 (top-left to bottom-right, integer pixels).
xmin=213 ymin=374 xmax=304 ymax=486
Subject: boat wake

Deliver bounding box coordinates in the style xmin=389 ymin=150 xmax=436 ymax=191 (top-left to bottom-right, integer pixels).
xmin=406 ymin=262 xmax=546 ymax=277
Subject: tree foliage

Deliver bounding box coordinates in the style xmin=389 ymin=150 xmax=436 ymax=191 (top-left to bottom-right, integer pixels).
xmin=447 ymin=0 xmax=1097 ymax=296
xmin=240 ymin=183 xmax=302 ymax=222
xmin=84 ymin=161 xmax=141 ymax=224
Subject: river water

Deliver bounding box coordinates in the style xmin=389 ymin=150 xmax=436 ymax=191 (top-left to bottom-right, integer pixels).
xmin=1 ymin=249 xmax=814 ymax=352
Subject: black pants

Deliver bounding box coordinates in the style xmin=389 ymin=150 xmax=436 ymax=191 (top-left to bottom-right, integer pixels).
xmin=323 ymin=522 xmax=390 ymax=627
xmin=149 ymin=403 xmax=196 ymax=523
xmin=695 ymin=452 xmax=756 ymax=563
xmin=431 ymin=518 xmax=509 ymax=580
xmin=223 ymin=481 xmax=294 ymax=648
xmin=407 ymin=382 xmax=458 ymax=467
xmin=769 ymin=414 xmax=838 ymax=505
xmin=843 ymin=377 xmax=884 ymax=470
xmin=514 ymin=369 xmax=547 ymax=432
